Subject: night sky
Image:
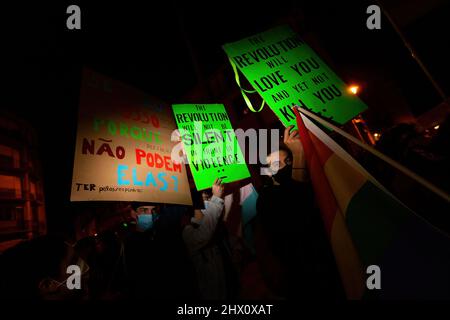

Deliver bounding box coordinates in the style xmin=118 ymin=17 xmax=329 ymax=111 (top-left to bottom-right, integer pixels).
xmin=2 ymin=0 xmax=449 ymax=232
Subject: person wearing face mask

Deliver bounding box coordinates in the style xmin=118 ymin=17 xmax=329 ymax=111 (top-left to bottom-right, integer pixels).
xmin=122 ymin=202 xmax=163 ymax=298
xmin=133 ymin=205 xmax=159 ymax=233
xmin=254 ymin=126 xmax=344 ymax=300
xmin=259 ymin=124 xmax=309 ymax=186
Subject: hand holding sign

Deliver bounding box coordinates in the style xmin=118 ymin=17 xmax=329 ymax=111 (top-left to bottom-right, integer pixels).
xmin=212 ymin=178 xmax=225 ymax=199
xmin=283 ymin=125 xmax=307 ymax=182
xmin=283 ymin=125 xmax=303 ymax=156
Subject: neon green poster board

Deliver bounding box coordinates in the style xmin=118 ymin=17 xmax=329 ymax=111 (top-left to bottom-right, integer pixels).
xmin=223 ymin=25 xmax=368 ymax=127
xmin=172 ymin=104 xmax=251 ymax=190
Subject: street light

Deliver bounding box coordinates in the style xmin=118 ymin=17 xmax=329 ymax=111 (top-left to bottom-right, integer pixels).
xmin=373 ymin=132 xmax=381 ymax=141
xmin=348 ymin=85 xmax=360 ymax=95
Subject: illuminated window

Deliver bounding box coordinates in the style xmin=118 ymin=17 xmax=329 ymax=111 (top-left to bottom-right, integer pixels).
xmin=30 ymin=182 xmax=37 ymax=200
xmin=0 ymin=207 xmax=17 ymax=221
xmin=0 ymin=175 xmax=22 ymax=199
xmin=0 ymin=145 xmax=20 ymax=169
xmin=0 ymin=205 xmax=24 ymax=230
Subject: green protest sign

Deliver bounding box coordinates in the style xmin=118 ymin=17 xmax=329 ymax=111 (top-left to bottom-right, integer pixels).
xmin=223 ymin=25 xmax=368 ymax=127
xmin=172 ymin=104 xmax=251 ymax=190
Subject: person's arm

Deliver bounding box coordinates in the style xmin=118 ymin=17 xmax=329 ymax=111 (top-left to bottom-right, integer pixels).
xmin=203 ymin=178 xmax=225 ymax=221
xmin=284 ymin=125 xmax=308 ymax=182
xmin=194 ymin=179 xmax=225 ymax=239
xmin=182 ymin=179 xmax=225 ymax=252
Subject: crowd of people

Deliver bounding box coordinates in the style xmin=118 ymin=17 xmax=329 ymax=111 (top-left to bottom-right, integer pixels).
xmin=364 ymin=115 xmax=450 ymax=233
xmin=2 ymin=117 xmax=447 ymax=300
xmin=0 ymin=125 xmax=344 ymax=300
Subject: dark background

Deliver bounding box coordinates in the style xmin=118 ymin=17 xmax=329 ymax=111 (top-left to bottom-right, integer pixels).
xmin=1 ymin=0 xmax=449 ymax=232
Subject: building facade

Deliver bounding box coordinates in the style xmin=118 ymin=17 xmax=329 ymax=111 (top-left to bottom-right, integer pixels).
xmin=0 ymin=111 xmax=46 ymax=251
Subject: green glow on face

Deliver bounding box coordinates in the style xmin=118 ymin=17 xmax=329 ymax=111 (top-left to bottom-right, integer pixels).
xmin=223 ymin=25 xmax=368 ymax=127
xmin=172 ymin=104 xmax=250 ymax=190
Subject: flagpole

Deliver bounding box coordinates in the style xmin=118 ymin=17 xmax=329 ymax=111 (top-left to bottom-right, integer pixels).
xmin=295 ymin=106 xmax=450 ymax=203
xmin=377 ymin=1 xmax=447 ymax=102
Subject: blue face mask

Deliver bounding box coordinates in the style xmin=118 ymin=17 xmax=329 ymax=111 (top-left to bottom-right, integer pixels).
xmin=137 ymin=214 xmax=154 ymax=231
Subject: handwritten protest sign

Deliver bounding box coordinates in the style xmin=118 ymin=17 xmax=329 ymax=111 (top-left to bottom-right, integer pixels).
xmin=172 ymin=104 xmax=250 ymax=190
xmin=223 ymin=25 xmax=368 ymax=127
xmin=71 ymin=68 xmax=192 ymax=205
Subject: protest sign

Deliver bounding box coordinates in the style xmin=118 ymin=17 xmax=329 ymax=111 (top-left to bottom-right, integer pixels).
xmin=223 ymin=25 xmax=368 ymax=127
xmin=71 ymin=68 xmax=192 ymax=205
xmin=172 ymin=104 xmax=250 ymax=190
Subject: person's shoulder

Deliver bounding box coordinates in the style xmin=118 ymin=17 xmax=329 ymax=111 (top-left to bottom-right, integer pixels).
xmin=258 ymin=184 xmax=282 ymax=197
xmin=283 ymin=180 xmax=315 ymax=201
xmin=286 ymin=179 xmax=311 ymax=190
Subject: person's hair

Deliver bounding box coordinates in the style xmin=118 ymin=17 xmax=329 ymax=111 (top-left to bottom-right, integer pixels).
xmin=278 ymin=145 xmax=293 ymax=166
xmin=131 ymin=202 xmax=158 ymax=211
xmin=202 ymin=190 xmax=213 ymax=198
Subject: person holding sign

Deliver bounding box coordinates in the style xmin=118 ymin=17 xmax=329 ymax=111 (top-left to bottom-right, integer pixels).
xmin=264 ymin=125 xmax=308 ymax=184
xmin=254 ymin=126 xmax=343 ymax=299
xmin=182 ymin=178 xmax=230 ymax=300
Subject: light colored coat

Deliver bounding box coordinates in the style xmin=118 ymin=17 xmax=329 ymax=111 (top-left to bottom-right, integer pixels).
xmin=182 ymin=196 xmax=226 ymax=299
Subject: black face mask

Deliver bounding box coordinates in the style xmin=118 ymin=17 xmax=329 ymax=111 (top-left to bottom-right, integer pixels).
xmin=272 ymin=164 xmax=292 ymax=185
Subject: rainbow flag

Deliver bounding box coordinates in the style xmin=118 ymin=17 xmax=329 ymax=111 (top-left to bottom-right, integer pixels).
xmin=294 ymin=108 xmax=450 ymax=299
xmin=224 ymin=183 xmax=259 ymax=244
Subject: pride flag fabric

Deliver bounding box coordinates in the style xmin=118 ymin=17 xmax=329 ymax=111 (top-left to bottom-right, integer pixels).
xmin=224 ymin=183 xmax=259 ymax=242
xmin=294 ymin=107 xmax=450 ymax=299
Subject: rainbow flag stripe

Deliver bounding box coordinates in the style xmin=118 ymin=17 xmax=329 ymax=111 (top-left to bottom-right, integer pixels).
xmin=294 ymin=108 xmax=450 ymax=299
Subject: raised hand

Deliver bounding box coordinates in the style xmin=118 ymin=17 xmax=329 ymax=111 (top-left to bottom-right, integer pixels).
xmin=212 ymin=178 xmax=225 ymax=198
